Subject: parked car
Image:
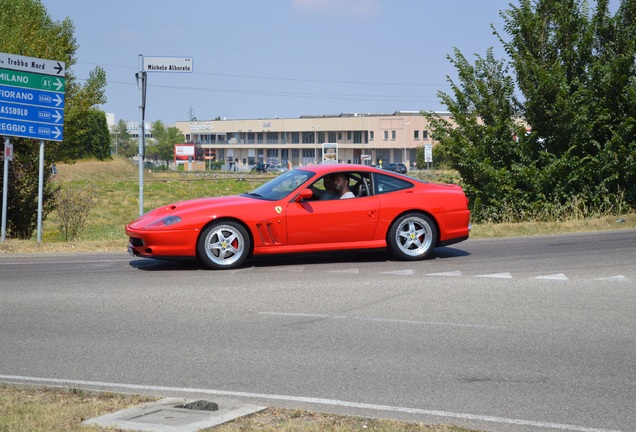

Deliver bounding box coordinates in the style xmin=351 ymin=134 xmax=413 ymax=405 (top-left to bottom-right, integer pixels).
xmin=267 ymin=164 xmax=287 ymax=173
xmin=383 ymin=162 xmax=408 ymax=174
xmin=126 ymin=164 xmax=471 ymax=270
xmin=251 ymin=162 xmax=269 ymax=172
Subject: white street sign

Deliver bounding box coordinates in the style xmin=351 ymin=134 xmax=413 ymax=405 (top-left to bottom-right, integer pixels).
xmin=0 ymin=52 xmax=65 ymax=76
xmin=143 ymin=56 xmax=193 ymax=73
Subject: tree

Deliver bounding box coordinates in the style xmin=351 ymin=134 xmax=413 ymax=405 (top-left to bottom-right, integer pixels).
xmin=73 ymin=108 xmax=111 ymax=160
xmin=110 ymin=119 xmax=133 ymax=157
xmin=2 ymin=140 xmax=59 ymax=239
xmin=0 ymin=0 xmax=108 ymax=238
xmin=56 ymin=66 xmax=109 ymax=161
xmin=426 ymin=0 xmax=636 ymax=222
xmin=147 ymin=120 xmax=185 ymax=167
xmin=425 ymin=48 xmax=531 ymax=221
xmin=500 ymin=0 xmax=636 ymax=212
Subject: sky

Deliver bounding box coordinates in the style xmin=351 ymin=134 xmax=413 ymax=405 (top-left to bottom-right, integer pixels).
xmin=40 ymin=0 xmax=617 ymax=125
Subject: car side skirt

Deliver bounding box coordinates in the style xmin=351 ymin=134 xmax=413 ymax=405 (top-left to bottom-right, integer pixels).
xmin=253 ymin=239 xmax=387 ymax=255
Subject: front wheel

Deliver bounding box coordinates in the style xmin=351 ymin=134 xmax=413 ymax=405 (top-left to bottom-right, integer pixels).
xmin=197 ymin=221 xmax=251 ymax=270
xmin=387 ymin=213 xmax=437 ymax=261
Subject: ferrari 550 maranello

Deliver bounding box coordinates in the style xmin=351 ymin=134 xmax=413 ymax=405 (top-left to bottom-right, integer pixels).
xmin=126 ymin=164 xmax=471 ymax=270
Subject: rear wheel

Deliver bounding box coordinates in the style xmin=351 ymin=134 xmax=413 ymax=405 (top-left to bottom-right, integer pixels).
xmin=197 ymin=221 xmax=250 ymax=270
xmin=387 ymin=213 xmax=437 ymax=260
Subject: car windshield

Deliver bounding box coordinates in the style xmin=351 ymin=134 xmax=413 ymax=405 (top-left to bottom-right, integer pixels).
xmin=245 ymin=169 xmax=315 ymax=201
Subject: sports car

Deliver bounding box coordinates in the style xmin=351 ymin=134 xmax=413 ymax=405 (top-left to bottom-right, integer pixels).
xmin=126 ymin=164 xmax=471 ymax=270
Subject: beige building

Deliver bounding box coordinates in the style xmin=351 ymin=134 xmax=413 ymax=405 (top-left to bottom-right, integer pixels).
xmin=174 ymin=111 xmax=448 ymax=169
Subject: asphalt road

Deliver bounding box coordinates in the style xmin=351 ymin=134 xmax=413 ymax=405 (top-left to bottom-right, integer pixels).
xmin=1 ymin=230 xmax=635 ymax=432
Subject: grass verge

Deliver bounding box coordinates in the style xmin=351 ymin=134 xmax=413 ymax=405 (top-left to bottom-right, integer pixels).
xmin=0 ymin=385 xmax=477 ymax=432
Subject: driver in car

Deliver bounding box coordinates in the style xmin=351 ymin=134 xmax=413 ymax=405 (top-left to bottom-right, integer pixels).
xmin=332 ymin=173 xmax=355 ymax=199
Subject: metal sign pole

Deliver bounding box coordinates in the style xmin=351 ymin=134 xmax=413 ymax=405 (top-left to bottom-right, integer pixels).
xmin=37 ymin=140 xmax=44 ymax=242
xmin=1 ymin=138 xmax=10 ymax=241
xmin=136 ymin=55 xmax=147 ymax=216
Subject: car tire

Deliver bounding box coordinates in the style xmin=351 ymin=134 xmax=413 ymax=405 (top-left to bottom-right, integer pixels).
xmin=387 ymin=213 xmax=437 ymax=260
xmin=197 ymin=221 xmax=251 ymax=270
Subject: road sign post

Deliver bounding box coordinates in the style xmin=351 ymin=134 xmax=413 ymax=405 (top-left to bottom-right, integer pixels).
xmin=1 ymin=138 xmax=10 ymax=241
xmin=0 ymin=52 xmax=65 ymax=242
xmin=135 ymin=55 xmax=193 ymax=216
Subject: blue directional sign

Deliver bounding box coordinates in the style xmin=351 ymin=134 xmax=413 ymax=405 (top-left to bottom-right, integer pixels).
xmin=0 ymin=101 xmax=63 ymax=124
xmin=0 ymin=84 xmax=65 ymax=108
xmin=0 ymin=118 xmax=63 ymax=141
xmin=0 ymin=52 xmax=65 ymax=142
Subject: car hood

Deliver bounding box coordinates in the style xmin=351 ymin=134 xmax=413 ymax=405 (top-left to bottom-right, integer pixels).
xmin=127 ymin=194 xmax=260 ymax=229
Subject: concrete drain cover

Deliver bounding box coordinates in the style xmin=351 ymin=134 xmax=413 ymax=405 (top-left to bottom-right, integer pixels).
xmin=84 ymin=397 xmax=266 ymax=432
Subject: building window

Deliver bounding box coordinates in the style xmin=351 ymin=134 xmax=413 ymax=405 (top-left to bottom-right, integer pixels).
xmin=369 ymin=131 xmax=374 ymax=141
xmin=302 ymin=132 xmax=314 ymax=144
xmin=267 ymin=148 xmax=278 ymax=164
xmin=338 ymin=132 xmax=342 ymax=140
xmin=391 ymin=130 xmax=396 ymax=141
xmin=383 ymin=131 xmax=389 ymax=141
xmin=328 ymin=132 xmax=337 ymax=142
xmin=302 ymin=148 xmax=315 ymax=165
xmin=423 ymin=130 xmax=429 ymax=139
xmin=353 ymin=131 xmax=362 ymax=143
xmin=292 ymin=132 xmax=300 ymax=143
xmin=266 ymin=132 xmax=278 ymax=143
xmin=257 ymin=132 xmax=264 ymax=144
xmin=414 ymin=130 xmax=420 ymax=140
xmin=347 ymin=131 xmax=352 ymax=141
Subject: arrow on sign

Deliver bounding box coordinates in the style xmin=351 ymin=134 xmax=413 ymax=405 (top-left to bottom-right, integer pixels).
xmin=54 ymin=78 xmax=64 ymax=91
xmin=54 ymin=62 xmax=63 ymax=75
xmin=52 ymin=110 xmax=62 ymax=123
xmin=53 ymin=127 xmax=62 ymax=139
xmin=53 ymin=94 xmax=63 ymax=106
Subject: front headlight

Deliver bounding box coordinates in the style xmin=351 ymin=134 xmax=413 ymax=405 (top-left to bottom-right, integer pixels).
xmin=144 ymin=215 xmax=182 ymax=229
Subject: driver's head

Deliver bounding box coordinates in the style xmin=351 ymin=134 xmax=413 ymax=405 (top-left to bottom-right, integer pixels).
xmin=323 ymin=175 xmax=335 ymax=191
xmin=332 ymin=173 xmax=350 ymax=193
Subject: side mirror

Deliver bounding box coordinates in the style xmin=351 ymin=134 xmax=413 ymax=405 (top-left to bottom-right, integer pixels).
xmin=295 ymin=188 xmax=314 ymax=202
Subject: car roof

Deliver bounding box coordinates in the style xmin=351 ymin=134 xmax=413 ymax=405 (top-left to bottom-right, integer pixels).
xmin=296 ymin=163 xmax=380 ymax=175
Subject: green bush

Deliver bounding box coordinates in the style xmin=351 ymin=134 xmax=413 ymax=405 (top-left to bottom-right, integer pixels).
xmin=56 ymin=184 xmax=96 ymax=241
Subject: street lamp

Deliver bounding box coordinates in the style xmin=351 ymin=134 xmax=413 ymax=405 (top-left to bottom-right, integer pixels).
xmin=402 ymin=122 xmax=410 ymax=165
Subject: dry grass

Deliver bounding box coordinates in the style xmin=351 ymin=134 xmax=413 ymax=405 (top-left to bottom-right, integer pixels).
xmin=214 ymin=407 xmax=476 ymax=432
xmin=0 ymin=385 xmax=155 ymax=431
xmin=0 ymin=385 xmax=478 ymax=432
xmin=471 ymin=213 xmax=635 ymax=238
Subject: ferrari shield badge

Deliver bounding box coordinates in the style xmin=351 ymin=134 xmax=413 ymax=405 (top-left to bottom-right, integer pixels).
xmin=275 ymin=206 xmax=282 ymax=214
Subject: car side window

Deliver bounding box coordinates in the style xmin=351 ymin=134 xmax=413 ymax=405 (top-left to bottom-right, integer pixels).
xmin=373 ymin=173 xmax=412 ymax=194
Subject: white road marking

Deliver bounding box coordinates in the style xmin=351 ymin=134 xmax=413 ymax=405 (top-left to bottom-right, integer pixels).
xmin=378 ymin=269 xmax=415 ymax=275
xmin=327 ymin=268 xmax=360 ymax=274
xmin=594 ymin=275 xmax=627 ymax=281
xmin=0 ymin=375 xmax=623 ymax=432
xmin=474 ymin=272 xmax=513 ymax=278
xmin=266 ymin=266 xmax=306 ymax=272
xmin=425 ymin=271 xmax=462 ymax=277
xmin=533 ymin=273 xmax=569 ymax=280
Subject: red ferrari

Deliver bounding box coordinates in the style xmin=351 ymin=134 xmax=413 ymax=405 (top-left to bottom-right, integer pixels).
xmin=126 ymin=164 xmax=471 ymax=270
